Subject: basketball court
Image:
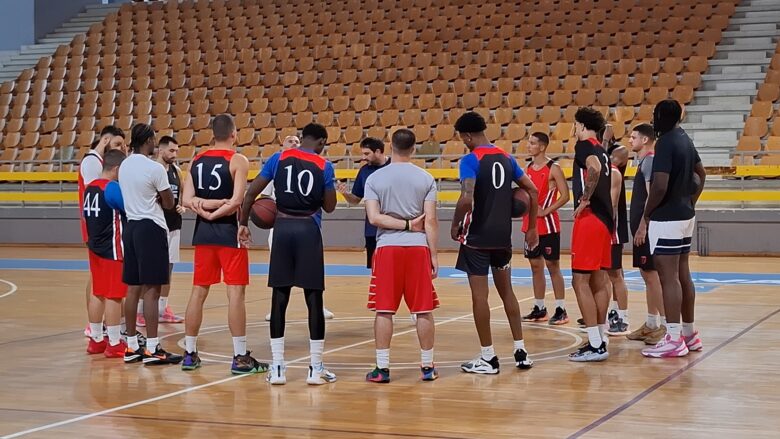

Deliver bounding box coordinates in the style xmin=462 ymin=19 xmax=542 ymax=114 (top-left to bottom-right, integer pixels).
xmin=0 ymin=246 xmax=778 ymax=438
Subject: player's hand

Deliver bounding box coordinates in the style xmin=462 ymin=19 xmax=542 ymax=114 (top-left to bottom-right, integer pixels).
xmin=539 ymin=207 xmax=551 ymax=218
xmin=430 ymin=255 xmax=439 ymax=280
xmin=176 ymin=205 xmax=186 ymax=215
xmin=573 ymin=199 xmax=590 ymax=218
xmin=191 ymin=197 xmax=204 ymax=212
xmin=450 ymin=223 xmax=462 ymax=241
xmin=634 ymin=218 xmax=647 ymax=246
xmin=336 ymin=181 xmax=349 ymax=194
xmin=409 ymin=214 xmax=426 ymax=232
xmin=238 ymin=225 xmax=252 ymax=247
xmin=525 ymin=228 xmax=539 ymax=251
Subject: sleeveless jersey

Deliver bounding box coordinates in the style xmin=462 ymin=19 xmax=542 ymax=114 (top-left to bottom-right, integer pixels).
xmin=610 ymin=164 xmax=629 ymax=244
xmin=460 ymin=145 xmax=523 ymax=249
xmin=83 ymin=179 xmax=124 ymax=260
xmin=163 ymin=164 xmax=182 ymax=231
xmin=191 ymin=149 xmax=239 ymax=247
xmin=273 ymin=148 xmax=328 ymax=216
xmin=78 ymin=151 xmax=103 ymax=242
xmin=522 ymin=159 xmax=561 ymax=236
xmin=572 ymin=138 xmax=614 ymax=232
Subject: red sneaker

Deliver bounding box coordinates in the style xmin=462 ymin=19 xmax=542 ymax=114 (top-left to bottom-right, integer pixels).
xmin=87 ymin=338 xmax=107 ymax=354
xmin=136 ymin=314 xmax=146 ymax=328
xmin=104 ymin=340 xmax=128 ymax=358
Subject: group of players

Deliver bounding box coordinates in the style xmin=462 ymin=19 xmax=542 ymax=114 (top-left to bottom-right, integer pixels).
xmin=79 ymin=97 xmax=705 ymax=385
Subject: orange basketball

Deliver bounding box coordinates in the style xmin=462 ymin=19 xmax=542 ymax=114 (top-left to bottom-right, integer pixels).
xmin=512 ymin=187 xmax=531 ymax=218
xmin=249 ymin=197 xmax=277 ymax=229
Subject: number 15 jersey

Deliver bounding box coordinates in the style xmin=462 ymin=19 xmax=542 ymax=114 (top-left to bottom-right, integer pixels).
xmin=191 ymin=149 xmax=239 ymax=247
xmin=260 ymin=148 xmax=335 ymax=222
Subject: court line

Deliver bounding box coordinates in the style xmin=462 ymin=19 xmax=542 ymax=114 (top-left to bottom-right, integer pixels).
xmin=2 ymin=290 xmax=559 ymax=438
xmin=567 ymin=306 xmax=780 ymax=439
xmin=0 ymin=279 xmax=18 ymax=299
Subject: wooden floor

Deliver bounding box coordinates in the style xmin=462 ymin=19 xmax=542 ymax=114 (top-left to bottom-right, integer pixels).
xmin=1 ymin=247 xmax=779 ymax=438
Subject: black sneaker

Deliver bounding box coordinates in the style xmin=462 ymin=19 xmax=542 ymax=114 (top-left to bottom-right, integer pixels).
xmin=548 ymin=307 xmax=570 ymax=325
xmin=514 ymin=349 xmax=534 ymax=369
xmin=461 ymin=355 xmax=500 ymax=374
xmin=568 ymin=342 xmax=609 ymax=362
xmin=144 ymin=345 xmax=183 ymax=365
xmin=231 ymin=351 xmax=269 ymax=375
xmin=522 ymin=305 xmax=548 ymax=322
xmin=124 ymin=346 xmax=148 ymax=364
xmin=577 ymin=317 xmax=585 ymax=327
xmin=608 ymin=310 xmax=618 ymax=322
xmin=121 ymin=331 xmax=146 ymax=348
xmin=606 ymin=316 xmax=629 ymax=336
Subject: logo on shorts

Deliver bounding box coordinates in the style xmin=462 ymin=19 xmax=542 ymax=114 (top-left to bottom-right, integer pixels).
xmin=545 ymin=246 xmax=552 ymax=255
xmin=641 ymin=256 xmax=647 ymax=264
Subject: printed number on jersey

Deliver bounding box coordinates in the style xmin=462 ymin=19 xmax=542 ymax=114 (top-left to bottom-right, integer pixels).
xmin=83 ymin=193 xmax=101 ymax=217
xmin=283 ymin=165 xmax=314 ymax=196
xmin=491 ymin=162 xmax=506 ymax=189
xmin=196 ymin=163 xmax=223 ymax=190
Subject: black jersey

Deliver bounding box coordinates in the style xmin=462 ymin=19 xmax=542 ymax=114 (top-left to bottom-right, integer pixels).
xmin=163 ymin=164 xmax=182 ymax=231
xmin=83 ymin=178 xmax=126 ymax=260
xmin=572 ymin=138 xmax=614 ymax=231
xmin=261 ymin=148 xmax=335 ymax=218
xmin=191 ymin=149 xmax=239 ymax=247
xmin=459 ymin=145 xmax=525 ymax=249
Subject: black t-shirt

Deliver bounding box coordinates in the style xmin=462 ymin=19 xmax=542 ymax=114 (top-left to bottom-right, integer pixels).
xmin=163 ymin=164 xmax=182 ymax=231
xmin=650 ymin=127 xmax=701 ymax=222
xmin=191 ymin=149 xmax=239 ymax=247
xmin=630 ymin=153 xmax=654 ymax=234
xmin=572 ymin=138 xmax=614 ymax=231
xmin=608 ymin=144 xmax=629 ymax=244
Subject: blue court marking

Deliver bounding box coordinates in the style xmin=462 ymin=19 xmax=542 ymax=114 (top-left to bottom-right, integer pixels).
xmin=1 ymin=258 xmax=779 ymax=293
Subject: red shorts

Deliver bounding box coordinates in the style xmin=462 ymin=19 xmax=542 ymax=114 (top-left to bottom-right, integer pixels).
xmin=88 ymin=251 xmax=127 ymax=299
xmin=368 ymin=246 xmax=440 ymax=314
xmin=571 ymin=210 xmax=612 ymax=272
xmin=194 ymin=245 xmax=249 ymax=286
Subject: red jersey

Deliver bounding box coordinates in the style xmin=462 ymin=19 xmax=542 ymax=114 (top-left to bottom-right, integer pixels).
xmin=522 ymin=159 xmax=561 ymax=236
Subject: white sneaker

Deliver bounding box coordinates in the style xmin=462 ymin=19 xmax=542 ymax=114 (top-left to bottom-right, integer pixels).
xmin=307 ymin=364 xmax=337 ymax=385
xmin=323 ymin=308 xmax=335 ymax=319
xmin=264 ymin=312 xmax=271 ymax=322
xmin=460 ymin=355 xmax=500 ymax=374
xmin=266 ymin=363 xmax=287 ymax=385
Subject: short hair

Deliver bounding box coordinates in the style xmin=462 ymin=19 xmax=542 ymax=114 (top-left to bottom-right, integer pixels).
xmin=360 ymin=137 xmax=384 ymax=153
xmin=530 ymin=132 xmax=549 ymax=146
xmin=632 ymin=123 xmax=656 ymax=141
xmin=653 ymin=99 xmax=683 ymax=136
xmin=574 ymin=107 xmax=606 ymax=133
xmin=102 ymin=149 xmax=126 ymax=170
xmin=454 ymin=111 xmax=487 ymax=133
xmin=129 ymin=123 xmax=155 ymax=152
xmin=212 ymin=114 xmax=235 ymax=142
xmin=302 ymin=123 xmax=328 ymax=141
xmin=391 ymin=129 xmax=416 ymax=152
xmin=159 ymin=135 xmax=178 ymax=147
xmin=100 ymin=125 xmax=125 ymax=138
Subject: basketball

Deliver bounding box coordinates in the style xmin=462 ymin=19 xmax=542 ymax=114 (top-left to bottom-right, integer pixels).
xmin=512 ymin=187 xmax=531 ymax=218
xmin=249 ymin=197 xmax=277 ymax=229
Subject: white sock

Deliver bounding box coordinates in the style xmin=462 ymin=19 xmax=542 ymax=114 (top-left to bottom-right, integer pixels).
xmin=310 ymin=339 xmax=324 ymax=367
xmin=599 ymin=324 xmax=609 ymax=343
xmin=555 ymin=299 xmax=565 ymax=310
xmin=89 ymin=322 xmax=104 ymax=342
xmin=147 ymin=337 xmax=159 ymax=353
xmin=667 ymin=323 xmax=682 ymax=339
xmin=107 ymin=325 xmax=121 ymax=346
xmin=646 ymin=313 xmax=659 ymax=329
xmin=158 ymin=297 xmax=168 ymax=316
xmin=661 ymin=316 xmax=667 ymax=326
xmin=534 ymin=299 xmax=545 ymax=309
xmin=513 ymin=339 xmax=525 ymax=351
xmin=270 ymin=337 xmax=285 ymax=365
xmin=233 ymin=336 xmax=247 ymax=356
xmin=120 ymin=317 xmax=126 ymax=333
xmin=185 ymin=335 xmax=197 ymax=353
xmin=481 ymin=345 xmax=496 ymax=360
xmin=376 ymin=348 xmax=390 ymax=369
xmin=586 ymin=326 xmax=602 ymax=348
xmin=420 ymin=349 xmax=433 ymax=367
xmin=127 ymin=335 xmax=139 ymax=351
xmin=682 ymin=322 xmax=695 ymax=337
xmin=137 ymin=299 xmax=144 ymax=315
xmin=610 ymin=300 xmax=619 ymax=312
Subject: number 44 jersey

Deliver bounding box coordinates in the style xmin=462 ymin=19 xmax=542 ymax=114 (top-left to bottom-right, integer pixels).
xmin=260 ymin=148 xmax=335 ymax=219
xmin=191 ymin=149 xmax=240 ymax=247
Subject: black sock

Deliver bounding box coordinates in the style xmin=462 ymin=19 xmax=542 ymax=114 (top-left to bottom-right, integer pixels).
xmin=270 ymin=287 xmax=292 ymax=339
xmin=304 ymin=289 xmax=325 ymax=340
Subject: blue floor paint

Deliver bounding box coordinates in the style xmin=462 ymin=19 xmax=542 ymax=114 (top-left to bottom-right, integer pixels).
xmin=1 ymin=258 xmax=779 ymax=293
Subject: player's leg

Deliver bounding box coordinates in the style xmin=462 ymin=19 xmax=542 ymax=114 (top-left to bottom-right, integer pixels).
xmin=87 ymin=293 xmax=107 ymax=354
xmin=606 ymin=267 xmax=629 ymax=336
xmin=304 ymin=287 xmax=335 ymax=385
xmin=523 ymin=254 xmax=549 ymax=322
xmin=591 ymin=270 xmax=611 ymax=341
xmin=182 ymin=285 xmax=209 ymax=370
xmin=264 ymin=228 xmax=274 ymax=322
xmin=368 ymin=312 xmax=394 ymax=383
xmin=628 ymin=268 xmax=666 ymax=344
xmin=366 ymin=246 xmax=401 ymax=383
xmin=160 ymin=230 xmax=183 ymax=322
xmin=492 ymin=257 xmax=533 ymax=370
xmin=268 ymin=286 xmax=291 ymax=384
xmin=103 ymin=298 xmax=125 ymax=357
xmin=545 ymin=233 xmax=568 ymax=325
xmin=122 ymin=221 xmax=146 ymax=362
xmin=456 ymin=246 xmax=499 ymax=374
xmin=84 ymin=274 xmax=94 ymax=337
xmin=679 ymin=252 xmax=702 ymax=351
xmin=415 ymin=313 xmax=436 ymax=381
xmin=405 ymin=246 xmax=438 ymax=380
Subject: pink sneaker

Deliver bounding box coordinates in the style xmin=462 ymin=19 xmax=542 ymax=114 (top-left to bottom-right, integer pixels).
xmin=641 ymin=334 xmax=689 ymax=358
xmin=136 ymin=314 xmax=146 ymax=328
xmin=160 ymin=306 xmax=184 ymax=323
xmin=684 ymin=331 xmax=703 ymax=351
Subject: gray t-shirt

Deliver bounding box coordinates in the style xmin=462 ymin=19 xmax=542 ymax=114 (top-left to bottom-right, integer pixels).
xmin=363 ymin=162 xmax=437 ymax=248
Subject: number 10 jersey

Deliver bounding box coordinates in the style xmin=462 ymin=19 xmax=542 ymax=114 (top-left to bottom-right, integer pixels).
xmin=191 ymin=149 xmax=239 ymax=247
xmin=260 ymin=148 xmax=335 ymax=218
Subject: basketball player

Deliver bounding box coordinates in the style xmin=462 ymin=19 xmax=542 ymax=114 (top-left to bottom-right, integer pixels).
xmin=626 ymin=124 xmax=666 ymax=345
xmin=85 ymin=149 xmax=128 ymax=358
xmin=641 ymin=100 xmax=706 ymax=358
xmin=262 ymin=135 xmax=334 ymax=321
xmin=119 ymin=123 xmax=181 ymax=365
xmin=337 ymin=136 xmax=392 ymax=269
xmin=606 ymin=139 xmax=631 ymax=336
xmin=521 ymin=132 xmax=570 ymax=325
xmin=363 ymin=129 xmax=439 ymax=383
xmin=568 ymin=107 xmax=613 ymax=362
xmin=239 ymin=123 xmax=338 ymax=385
xmin=181 ymin=115 xmax=267 ymax=374
xmin=452 ymin=112 xmax=539 ymax=374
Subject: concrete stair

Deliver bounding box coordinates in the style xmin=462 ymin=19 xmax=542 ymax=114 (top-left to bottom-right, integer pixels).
xmin=0 ymin=3 xmax=121 ymax=84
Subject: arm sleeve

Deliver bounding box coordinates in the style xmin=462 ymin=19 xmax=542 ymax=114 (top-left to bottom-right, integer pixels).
xmin=652 ymin=139 xmax=673 ymax=174
xmin=641 ymin=156 xmax=654 ymax=183
xmin=510 ymin=156 xmax=524 ymax=180
xmin=363 ymin=175 xmax=378 ymax=201
xmin=259 ymin=152 xmax=280 ymax=180
xmin=80 ymin=156 xmax=103 ymax=184
xmin=323 ymin=161 xmax=335 ymax=190
xmin=459 ymin=153 xmax=479 ymax=181
xmin=104 ymin=181 xmax=125 ymax=212
xmin=154 ymin=164 xmax=171 ymax=191
xmin=425 ymin=175 xmax=437 ymax=201
xmin=351 ymin=168 xmax=366 ymax=198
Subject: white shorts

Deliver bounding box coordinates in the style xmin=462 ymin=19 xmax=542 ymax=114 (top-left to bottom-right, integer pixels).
xmin=167 ymin=229 xmax=181 ymax=263
xmin=649 ymin=218 xmax=695 ymax=256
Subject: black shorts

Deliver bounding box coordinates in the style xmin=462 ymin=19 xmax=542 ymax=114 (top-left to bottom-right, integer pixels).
xmin=122 ymin=219 xmax=170 ymax=286
xmin=608 ymin=244 xmax=624 ymax=270
xmin=365 ymin=235 xmax=377 ymax=269
xmin=524 ymin=232 xmax=560 ymax=261
xmin=455 ymin=245 xmax=512 ymax=276
xmin=269 ymin=217 xmax=324 ymax=290
xmin=633 ymin=241 xmax=656 ymax=271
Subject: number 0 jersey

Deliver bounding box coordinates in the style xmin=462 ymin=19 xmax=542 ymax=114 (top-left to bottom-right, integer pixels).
xmin=83 ymin=178 xmax=125 ymax=261
xmin=191 ymin=149 xmax=239 ymax=247
xmin=459 ymin=145 xmax=524 ymax=249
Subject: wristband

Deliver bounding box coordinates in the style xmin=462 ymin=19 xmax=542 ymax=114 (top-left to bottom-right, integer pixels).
xmin=405 ymin=219 xmax=410 ymax=231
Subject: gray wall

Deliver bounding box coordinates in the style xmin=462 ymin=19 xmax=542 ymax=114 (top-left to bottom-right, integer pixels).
xmin=1 ymin=207 xmax=779 ymax=256
xmin=0 ymin=0 xmax=35 ymax=50
xmin=34 ymin=0 xmax=100 ymax=41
